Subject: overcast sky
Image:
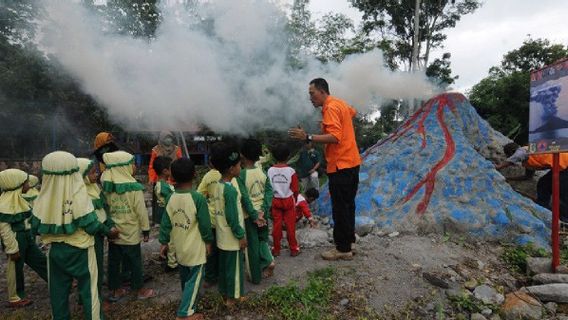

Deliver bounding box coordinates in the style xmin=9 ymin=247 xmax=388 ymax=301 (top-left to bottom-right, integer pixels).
xmin=309 ymin=0 xmax=568 ymax=92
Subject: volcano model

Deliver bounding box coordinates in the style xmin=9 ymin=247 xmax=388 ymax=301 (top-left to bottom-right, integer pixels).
xmin=319 ymin=93 xmax=552 ymax=248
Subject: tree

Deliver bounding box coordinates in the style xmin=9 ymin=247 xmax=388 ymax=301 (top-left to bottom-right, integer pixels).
xmin=425 ymin=52 xmax=457 ymax=88
xmin=101 ymin=0 xmax=161 ymax=39
xmin=469 ymin=38 xmax=568 ymax=145
xmin=350 ymin=0 xmax=480 ymax=71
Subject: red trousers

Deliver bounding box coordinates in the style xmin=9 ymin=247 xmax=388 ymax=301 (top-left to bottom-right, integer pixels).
xmin=271 ymin=197 xmax=299 ymax=254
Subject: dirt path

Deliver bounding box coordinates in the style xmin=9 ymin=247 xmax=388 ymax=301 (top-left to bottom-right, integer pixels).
xmin=1 ymin=227 xmax=516 ymax=319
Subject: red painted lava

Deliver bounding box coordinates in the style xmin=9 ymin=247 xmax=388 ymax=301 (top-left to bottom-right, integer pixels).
xmin=363 ymin=93 xmax=465 ymax=214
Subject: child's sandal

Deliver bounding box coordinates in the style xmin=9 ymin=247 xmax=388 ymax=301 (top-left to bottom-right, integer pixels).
xmin=137 ymin=288 xmax=157 ymax=300
xmin=108 ymin=288 xmax=128 ymax=302
xmin=262 ymin=262 xmax=276 ymax=278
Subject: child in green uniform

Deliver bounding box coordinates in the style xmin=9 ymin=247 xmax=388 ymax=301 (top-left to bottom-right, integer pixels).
xmin=0 ymin=169 xmax=48 ymax=308
xmin=78 ymin=158 xmax=116 ymax=294
xmin=210 ymin=143 xmax=265 ymax=306
xmin=159 ymin=158 xmax=213 ymax=320
xmin=22 ymin=174 xmax=40 ymax=207
xmin=153 ymin=156 xmax=177 ymax=271
xmin=31 ymin=151 xmax=119 ymax=320
xmin=101 ymin=151 xmax=156 ymax=301
xmin=196 ymin=162 xmax=221 ymax=287
xmin=239 ymin=139 xmax=275 ymax=282
xmin=0 ymin=220 xmax=19 ymax=305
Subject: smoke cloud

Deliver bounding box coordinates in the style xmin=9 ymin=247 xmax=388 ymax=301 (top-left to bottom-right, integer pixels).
xmin=35 ymin=0 xmax=436 ymax=134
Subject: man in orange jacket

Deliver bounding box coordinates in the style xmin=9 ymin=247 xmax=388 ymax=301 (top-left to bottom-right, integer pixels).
xmin=289 ymin=78 xmax=361 ymax=261
xmin=496 ymin=142 xmax=568 ymax=220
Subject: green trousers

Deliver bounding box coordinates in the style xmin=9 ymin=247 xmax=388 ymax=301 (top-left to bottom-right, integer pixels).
xmin=12 ymin=230 xmax=48 ymax=299
xmin=218 ymin=249 xmax=244 ymax=299
xmin=177 ymin=264 xmax=204 ymax=317
xmin=108 ymin=243 xmax=143 ymax=291
xmin=48 ymin=243 xmax=103 ymax=320
xmin=204 ymin=228 xmax=218 ymax=284
xmin=94 ymin=234 xmax=104 ymax=292
xmin=244 ymin=219 xmax=274 ymax=284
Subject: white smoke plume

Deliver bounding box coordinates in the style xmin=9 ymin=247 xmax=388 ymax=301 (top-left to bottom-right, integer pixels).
xmin=35 ymin=0 xmax=436 ymax=134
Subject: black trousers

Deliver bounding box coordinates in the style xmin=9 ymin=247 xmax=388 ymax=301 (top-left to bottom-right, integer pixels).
xmin=536 ymin=169 xmax=568 ymax=222
xmin=328 ymin=166 xmax=360 ymax=252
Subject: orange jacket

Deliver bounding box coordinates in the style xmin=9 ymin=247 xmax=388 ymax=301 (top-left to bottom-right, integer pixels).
xmin=321 ymin=96 xmax=361 ymax=173
xmin=525 ymin=153 xmax=568 ymax=171
xmin=148 ymin=147 xmax=182 ymax=183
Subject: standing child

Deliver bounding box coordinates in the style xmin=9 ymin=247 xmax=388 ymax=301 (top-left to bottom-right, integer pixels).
xmin=78 ymin=158 xmax=117 ymax=295
xmin=22 ymin=174 xmax=40 ymax=207
xmin=31 ymin=151 xmax=119 ymax=320
xmin=209 ymin=143 xmax=264 ymax=306
xmin=196 ymin=161 xmax=221 ymax=287
xmin=239 ymin=139 xmax=275 ymax=282
xmin=152 ymin=156 xmax=177 ymax=272
xmin=0 ymin=220 xmax=19 ymax=305
xmin=101 ymin=151 xmax=156 ymax=301
xmin=0 ymin=169 xmax=48 ymax=308
xmin=159 ymin=158 xmax=213 ymax=320
xmin=267 ymin=144 xmax=300 ymax=257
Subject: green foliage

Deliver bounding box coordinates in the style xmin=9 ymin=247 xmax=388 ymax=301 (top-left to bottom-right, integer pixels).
xmin=426 ymin=52 xmax=457 ymax=88
xmin=469 ymin=38 xmax=568 ymax=145
xmin=501 ymin=243 xmax=549 ymax=273
xmin=448 ymin=293 xmax=480 ymax=313
xmin=351 ymin=0 xmax=481 ymax=70
xmin=256 ymin=267 xmax=336 ymax=320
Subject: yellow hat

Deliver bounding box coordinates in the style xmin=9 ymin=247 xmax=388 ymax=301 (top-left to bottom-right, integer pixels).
xmin=0 ymin=169 xmax=31 ymax=221
xmin=101 ymin=151 xmax=143 ymax=194
xmin=32 ymin=151 xmax=96 ymax=234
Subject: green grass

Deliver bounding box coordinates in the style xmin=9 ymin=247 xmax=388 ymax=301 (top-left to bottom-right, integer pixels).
xmin=247 ymin=267 xmax=336 ymax=320
xmin=501 ymin=243 xmax=549 ymax=273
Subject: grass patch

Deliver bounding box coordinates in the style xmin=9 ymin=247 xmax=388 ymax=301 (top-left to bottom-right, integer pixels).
xmin=501 ymin=243 xmax=549 ymax=273
xmin=246 ymin=267 xmax=336 ymax=320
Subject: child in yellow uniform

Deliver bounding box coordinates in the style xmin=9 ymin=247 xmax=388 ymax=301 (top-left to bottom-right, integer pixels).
xmin=0 ymin=220 xmax=21 ymax=307
xmin=196 ymin=161 xmax=221 ymax=286
xmin=0 ymin=169 xmax=47 ymax=308
xmin=239 ymin=139 xmax=275 ymax=282
xmin=159 ymin=158 xmax=213 ymax=320
xmin=31 ymin=151 xmax=119 ymax=320
xmin=78 ymin=158 xmax=116 ymax=294
xmin=153 ymin=156 xmax=177 ymax=271
xmin=101 ymin=151 xmax=156 ymax=301
xmin=22 ymin=174 xmax=40 ymax=207
xmin=209 ymin=143 xmax=265 ymax=306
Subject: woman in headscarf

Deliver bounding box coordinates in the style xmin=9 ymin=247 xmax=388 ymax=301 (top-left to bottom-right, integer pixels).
xmin=0 ymin=169 xmax=48 ymax=308
xmin=148 ymin=131 xmax=182 ymax=184
xmin=31 ymin=151 xmax=119 ymax=320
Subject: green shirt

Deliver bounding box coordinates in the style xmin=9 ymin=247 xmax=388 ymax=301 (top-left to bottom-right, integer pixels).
xmin=296 ymin=148 xmax=321 ymax=178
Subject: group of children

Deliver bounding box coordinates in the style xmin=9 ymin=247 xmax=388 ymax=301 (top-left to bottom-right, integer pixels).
xmin=0 ymin=139 xmax=320 ymax=320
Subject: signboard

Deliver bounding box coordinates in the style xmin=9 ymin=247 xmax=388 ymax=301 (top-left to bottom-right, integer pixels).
xmin=529 ymin=58 xmax=568 ymax=153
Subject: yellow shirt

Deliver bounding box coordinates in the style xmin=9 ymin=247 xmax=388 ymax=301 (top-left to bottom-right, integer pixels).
xmin=197 ymin=169 xmax=222 ymax=228
xmin=40 ymin=229 xmax=94 ymax=249
xmin=159 ymin=190 xmax=212 ymax=267
xmin=0 ymin=222 xmax=18 ymax=254
xmin=213 ymin=181 xmax=245 ymax=251
xmin=106 ymin=190 xmax=150 ymax=245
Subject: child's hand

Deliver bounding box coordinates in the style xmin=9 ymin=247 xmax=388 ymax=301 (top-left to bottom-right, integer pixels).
xmin=206 ymin=243 xmax=213 ymax=256
xmin=254 ymin=217 xmax=266 ymax=227
xmin=239 ymin=238 xmax=248 ymax=249
xmin=9 ymin=251 xmax=20 ymax=261
xmin=258 ymin=211 xmax=265 ymax=220
xmin=309 ymin=218 xmax=318 ymax=228
xmin=108 ymin=227 xmax=120 ymax=240
xmin=159 ymin=244 xmax=168 ymax=259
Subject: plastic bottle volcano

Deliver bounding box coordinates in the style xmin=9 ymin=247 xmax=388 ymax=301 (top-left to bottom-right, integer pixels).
xmin=319 ymin=93 xmax=552 ymax=248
